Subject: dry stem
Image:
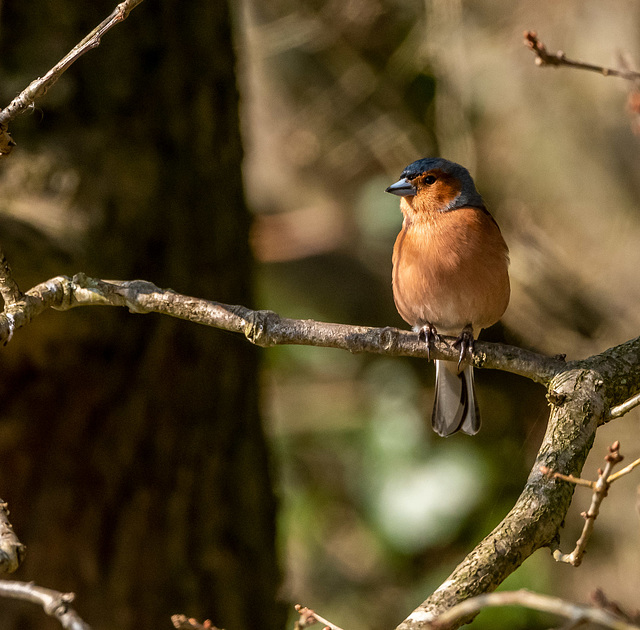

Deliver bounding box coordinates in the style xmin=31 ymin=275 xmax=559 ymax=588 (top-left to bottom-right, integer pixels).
xmin=524 ymin=31 xmax=640 ymax=81
xmin=421 ymin=589 xmax=640 ymax=630
xmin=0 ymin=0 xmax=146 ymax=154
xmin=544 ymin=442 xmax=628 ymax=566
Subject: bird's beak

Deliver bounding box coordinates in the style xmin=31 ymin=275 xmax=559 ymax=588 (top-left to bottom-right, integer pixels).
xmin=385 ymin=177 xmax=416 ymax=197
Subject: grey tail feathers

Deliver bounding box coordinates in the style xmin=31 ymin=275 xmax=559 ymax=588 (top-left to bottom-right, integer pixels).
xmin=432 ymin=360 xmax=481 ymax=437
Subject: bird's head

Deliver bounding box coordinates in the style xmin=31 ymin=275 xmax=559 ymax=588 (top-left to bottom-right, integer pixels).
xmin=386 ymin=158 xmax=484 ymax=216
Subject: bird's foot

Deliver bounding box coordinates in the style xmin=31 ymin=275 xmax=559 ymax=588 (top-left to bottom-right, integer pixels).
xmin=453 ymin=325 xmax=475 ymax=372
xmin=418 ymin=323 xmax=440 ymax=361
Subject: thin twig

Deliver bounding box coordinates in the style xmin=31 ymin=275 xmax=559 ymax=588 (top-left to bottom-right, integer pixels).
xmin=606 ymin=391 xmax=640 ymax=421
xmin=548 ymin=442 xmax=625 ymax=566
xmin=540 ymin=467 xmax=595 ymax=489
xmin=171 ymin=614 xmax=221 ymax=630
xmin=295 ymin=604 xmax=345 ymax=630
xmin=0 ymin=580 xmax=91 ymax=630
xmin=0 ymin=0 xmax=146 ymax=154
xmin=420 ymin=589 xmax=640 ymax=630
xmin=524 ymin=31 xmax=640 ymax=81
xmin=0 ymin=500 xmax=26 ymax=574
xmin=608 ymin=456 xmax=640 ymax=483
xmin=591 ymin=588 xmax=640 ymax=625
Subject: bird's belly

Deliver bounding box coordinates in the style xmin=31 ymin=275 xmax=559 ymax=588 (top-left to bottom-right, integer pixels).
xmin=392 ymin=243 xmax=509 ymax=334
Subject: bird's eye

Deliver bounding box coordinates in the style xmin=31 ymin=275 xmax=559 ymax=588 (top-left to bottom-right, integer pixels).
xmin=424 ymin=175 xmax=437 ymax=185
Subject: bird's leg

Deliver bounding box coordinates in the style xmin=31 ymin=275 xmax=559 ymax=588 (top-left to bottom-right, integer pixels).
xmin=453 ymin=325 xmax=475 ymax=372
xmin=418 ymin=323 xmax=439 ymax=361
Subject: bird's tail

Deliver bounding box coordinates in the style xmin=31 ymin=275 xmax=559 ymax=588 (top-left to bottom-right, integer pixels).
xmin=432 ymin=360 xmax=480 ymax=437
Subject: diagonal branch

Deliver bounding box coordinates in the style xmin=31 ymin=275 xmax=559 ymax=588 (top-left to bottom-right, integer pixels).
xmin=606 ymin=391 xmax=640 ymax=420
xmin=0 ymin=0 xmax=146 ymax=154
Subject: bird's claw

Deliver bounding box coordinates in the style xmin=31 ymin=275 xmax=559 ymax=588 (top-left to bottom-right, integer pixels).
xmin=418 ymin=323 xmax=439 ymax=361
xmin=453 ymin=325 xmax=475 ymax=372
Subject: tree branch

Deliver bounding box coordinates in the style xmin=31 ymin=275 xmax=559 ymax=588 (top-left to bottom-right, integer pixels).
xmin=0 ymin=273 xmax=563 ymax=384
xmin=545 ymin=442 xmax=626 ymax=567
xmin=396 ymin=340 xmax=640 ymax=629
xmin=0 ymin=0 xmax=146 ymax=154
xmin=0 ymin=580 xmax=91 ymax=630
xmin=0 ymin=501 xmax=25 ymax=574
xmin=606 ymin=391 xmax=640 ymax=421
xmin=295 ymin=604 xmax=346 ymax=630
xmin=171 ymin=614 xmax=220 ymax=630
xmin=524 ymin=31 xmax=640 ymax=81
xmin=421 ymin=589 xmax=640 ymax=630
xmin=2 ymin=270 xmax=640 ymax=629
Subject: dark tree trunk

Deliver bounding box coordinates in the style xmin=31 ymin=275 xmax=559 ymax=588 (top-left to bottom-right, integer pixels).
xmin=0 ymin=2 xmax=285 ymax=629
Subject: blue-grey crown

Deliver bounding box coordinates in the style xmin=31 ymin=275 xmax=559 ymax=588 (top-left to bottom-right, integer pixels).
xmin=401 ymin=158 xmax=485 ymax=210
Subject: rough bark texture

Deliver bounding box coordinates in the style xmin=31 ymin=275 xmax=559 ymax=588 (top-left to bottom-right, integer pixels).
xmin=0 ymin=2 xmax=285 ymax=629
xmin=396 ymin=339 xmax=640 ymax=629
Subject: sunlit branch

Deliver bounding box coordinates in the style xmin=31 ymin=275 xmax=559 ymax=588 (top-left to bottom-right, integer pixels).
xmin=420 ymin=589 xmax=640 ymax=630
xmin=171 ymin=614 xmax=221 ymax=630
xmin=0 ymin=580 xmax=91 ymax=630
xmin=606 ymin=391 xmax=640 ymax=421
xmin=0 ymin=273 xmax=563 ymax=384
xmin=524 ymin=31 xmax=640 ymax=81
xmin=295 ymin=604 xmax=346 ymax=630
xmin=546 ymin=442 xmax=626 ymax=567
xmin=0 ymin=0 xmax=146 ymax=154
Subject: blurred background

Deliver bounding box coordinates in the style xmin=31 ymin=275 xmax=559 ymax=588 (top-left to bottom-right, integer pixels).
xmin=0 ymin=1 xmax=639 ymax=629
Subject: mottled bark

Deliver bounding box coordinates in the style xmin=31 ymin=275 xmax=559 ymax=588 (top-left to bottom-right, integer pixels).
xmin=397 ymin=340 xmax=640 ymax=629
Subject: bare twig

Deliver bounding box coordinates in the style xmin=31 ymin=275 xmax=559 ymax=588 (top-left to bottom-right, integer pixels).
xmin=295 ymin=604 xmax=345 ymax=630
xmin=0 ymin=0 xmax=146 ymax=154
xmin=0 ymin=273 xmax=563 ymax=384
xmin=546 ymin=442 xmax=625 ymax=566
xmin=0 ymin=501 xmax=26 ymax=574
xmin=171 ymin=614 xmax=221 ymax=630
xmin=606 ymin=391 xmax=640 ymax=421
xmin=540 ymin=468 xmax=595 ymax=489
xmin=524 ymin=31 xmax=640 ymax=81
xmin=0 ymin=580 xmax=91 ymax=630
xmin=591 ymin=588 xmax=640 ymax=625
xmin=608 ymin=456 xmax=640 ymax=483
xmin=419 ymin=589 xmax=640 ymax=630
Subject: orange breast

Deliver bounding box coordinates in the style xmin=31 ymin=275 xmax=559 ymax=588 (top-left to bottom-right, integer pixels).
xmin=392 ymin=207 xmax=510 ymax=335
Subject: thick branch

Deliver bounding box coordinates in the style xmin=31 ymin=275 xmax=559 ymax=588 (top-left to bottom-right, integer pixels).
xmin=0 ymin=273 xmax=562 ymax=384
xmin=2 ymin=272 xmax=640 ymax=629
xmin=398 ymin=367 xmax=606 ymax=629
xmin=0 ymin=580 xmax=91 ymax=630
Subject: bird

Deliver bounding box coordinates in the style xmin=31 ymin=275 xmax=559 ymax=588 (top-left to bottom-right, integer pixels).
xmin=386 ymin=158 xmax=510 ymax=436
